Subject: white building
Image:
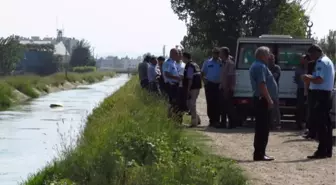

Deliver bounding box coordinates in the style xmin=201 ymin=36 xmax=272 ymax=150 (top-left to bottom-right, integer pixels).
xmin=98 ymin=57 xmax=141 ymax=72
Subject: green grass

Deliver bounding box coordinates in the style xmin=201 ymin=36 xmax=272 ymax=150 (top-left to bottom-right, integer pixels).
xmin=0 ymin=72 xmax=115 ymax=110
xmin=22 ymin=76 xmax=247 ymax=185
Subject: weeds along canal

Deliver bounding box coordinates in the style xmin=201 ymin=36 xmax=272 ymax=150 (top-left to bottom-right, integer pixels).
xmin=0 ymin=74 xmax=130 ymax=185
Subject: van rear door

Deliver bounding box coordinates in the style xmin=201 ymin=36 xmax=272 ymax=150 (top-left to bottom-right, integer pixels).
xmin=234 ymin=40 xmax=313 ymax=99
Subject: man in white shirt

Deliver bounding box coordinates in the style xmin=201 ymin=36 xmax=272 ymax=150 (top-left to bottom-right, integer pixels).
xmin=176 ymin=50 xmax=188 ymax=112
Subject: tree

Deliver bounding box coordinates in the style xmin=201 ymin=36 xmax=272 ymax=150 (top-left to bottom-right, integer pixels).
xmin=69 ymin=39 xmax=96 ymax=67
xmin=270 ymin=1 xmax=308 ymax=38
xmin=171 ymin=0 xmax=309 ymax=56
xmin=0 ymin=36 xmax=24 ymax=75
xmin=318 ymin=30 xmax=336 ymax=61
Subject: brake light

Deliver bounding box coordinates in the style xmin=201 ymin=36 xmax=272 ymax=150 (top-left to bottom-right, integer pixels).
xmin=236 ymin=99 xmax=250 ymax=104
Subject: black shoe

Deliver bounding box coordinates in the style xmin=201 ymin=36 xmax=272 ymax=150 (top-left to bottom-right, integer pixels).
xmin=307 ymin=151 xmax=329 ymax=159
xmin=253 ymin=155 xmax=275 ymax=161
xmin=215 ymin=124 xmax=226 ymax=129
xmin=303 ymin=134 xmax=316 ymax=140
xmin=188 ymin=124 xmax=197 ymax=128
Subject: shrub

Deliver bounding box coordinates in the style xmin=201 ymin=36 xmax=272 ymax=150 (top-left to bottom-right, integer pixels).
xmin=23 ymin=76 xmax=246 ymax=185
xmin=72 ymin=66 xmax=96 ymax=73
xmin=0 ymin=81 xmax=13 ymax=110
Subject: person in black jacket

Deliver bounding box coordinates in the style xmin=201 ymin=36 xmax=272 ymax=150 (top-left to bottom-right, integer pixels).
xmin=182 ymin=51 xmax=202 ymax=127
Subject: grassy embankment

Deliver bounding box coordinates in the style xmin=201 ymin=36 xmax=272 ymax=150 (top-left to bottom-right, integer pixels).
xmin=0 ymin=72 xmax=115 ymax=110
xmin=23 ymin=76 xmax=247 ymax=185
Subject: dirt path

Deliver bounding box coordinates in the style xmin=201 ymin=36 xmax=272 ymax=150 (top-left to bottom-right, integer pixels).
xmin=196 ymin=89 xmax=336 ymax=185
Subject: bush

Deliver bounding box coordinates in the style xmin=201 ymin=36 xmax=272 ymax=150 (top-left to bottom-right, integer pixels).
xmin=23 ymin=76 xmax=247 ymax=185
xmin=0 ymin=81 xmax=14 ymax=110
xmin=72 ymin=66 xmax=96 ymax=73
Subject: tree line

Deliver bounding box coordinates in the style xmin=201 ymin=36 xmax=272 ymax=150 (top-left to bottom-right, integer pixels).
xmin=0 ymin=35 xmax=96 ymax=76
xmin=170 ymin=0 xmax=335 ymax=62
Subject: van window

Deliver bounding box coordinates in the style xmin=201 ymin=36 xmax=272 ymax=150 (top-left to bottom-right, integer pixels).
xmin=237 ymin=43 xmax=311 ymax=70
xmin=278 ymin=44 xmax=311 ymax=70
xmin=237 ymin=43 xmax=274 ymax=69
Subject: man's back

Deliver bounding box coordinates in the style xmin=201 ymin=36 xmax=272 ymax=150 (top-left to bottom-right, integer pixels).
xmin=220 ymin=59 xmax=236 ymax=90
xmin=138 ymin=62 xmax=149 ymax=81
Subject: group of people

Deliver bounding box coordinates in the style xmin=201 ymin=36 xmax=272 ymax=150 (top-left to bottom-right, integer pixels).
xmin=138 ymin=46 xmax=238 ymax=127
xmin=138 ymin=48 xmax=203 ymax=127
xmin=138 ymin=43 xmax=335 ymax=161
xmin=251 ymin=44 xmax=335 ymax=161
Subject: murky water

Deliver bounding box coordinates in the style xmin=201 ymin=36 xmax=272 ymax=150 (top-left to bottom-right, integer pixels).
xmin=0 ymin=74 xmax=129 ymax=185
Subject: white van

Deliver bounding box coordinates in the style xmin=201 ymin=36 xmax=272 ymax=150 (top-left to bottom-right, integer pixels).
xmin=233 ymin=35 xmax=315 ymax=123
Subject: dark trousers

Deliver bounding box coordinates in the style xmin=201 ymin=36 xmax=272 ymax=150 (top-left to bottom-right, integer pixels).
xmin=311 ymin=90 xmax=333 ymax=155
xmin=167 ymin=83 xmax=179 ymax=109
xmin=295 ymin=88 xmax=306 ymax=128
xmin=177 ymin=86 xmax=188 ymax=112
xmin=205 ymin=82 xmax=221 ymax=124
xmin=307 ymin=90 xmax=317 ymax=137
xmin=253 ymin=97 xmax=272 ymax=157
xmin=140 ymin=79 xmax=149 ymax=89
xmin=159 ymin=77 xmax=167 ymax=96
xmin=220 ymin=90 xmax=236 ymax=127
xmin=148 ymin=81 xmax=161 ymax=95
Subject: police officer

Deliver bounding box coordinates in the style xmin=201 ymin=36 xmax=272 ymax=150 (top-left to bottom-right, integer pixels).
xmin=147 ymin=56 xmax=161 ymax=95
xmin=249 ymin=46 xmax=277 ymax=161
xmin=182 ymin=51 xmax=202 ymax=127
xmin=201 ymin=47 xmax=222 ymax=127
xmin=163 ymin=48 xmax=182 ymax=121
xmin=302 ymin=44 xmax=335 ymax=159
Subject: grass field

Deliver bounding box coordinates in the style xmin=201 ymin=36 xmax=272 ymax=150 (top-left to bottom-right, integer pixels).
xmin=0 ymin=72 xmax=115 ymax=110
xmin=22 ymin=76 xmax=247 ymax=185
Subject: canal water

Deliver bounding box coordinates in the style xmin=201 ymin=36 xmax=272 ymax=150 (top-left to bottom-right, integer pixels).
xmin=0 ymin=74 xmax=129 ymax=185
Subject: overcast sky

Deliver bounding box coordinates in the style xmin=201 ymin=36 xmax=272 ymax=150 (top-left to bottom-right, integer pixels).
xmin=0 ymin=0 xmax=333 ymax=57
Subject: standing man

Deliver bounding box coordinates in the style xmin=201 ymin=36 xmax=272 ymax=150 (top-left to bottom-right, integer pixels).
xmin=163 ymin=48 xmax=182 ymax=121
xmin=183 ymin=51 xmax=202 ymax=127
xmin=201 ymin=47 xmax=223 ymax=127
xmin=249 ymin=46 xmax=277 ymax=161
xmin=138 ymin=55 xmax=150 ymax=89
xmin=157 ymin=56 xmax=167 ymax=96
xmin=303 ymin=59 xmax=318 ymax=139
xmin=176 ymin=50 xmax=188 ymax=112
xmin=294 ymin=55 xmax=309 ymax=130
xmin=147 ymin=56 xmax=161 ymax=95
xmin=219 ymin=46 xmax=237 ymax=128
xmin=268 ymin=54 xmax=281 ymax=129
xmin=302 ymin=44 xmax=334 ymax=159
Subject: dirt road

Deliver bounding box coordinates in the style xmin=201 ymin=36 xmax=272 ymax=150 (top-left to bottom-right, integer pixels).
xmin=196 ymin=89 xmax=336 ymax=185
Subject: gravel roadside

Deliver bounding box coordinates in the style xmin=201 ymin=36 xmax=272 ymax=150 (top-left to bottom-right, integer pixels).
xmin=196 ymin=89 xmax=336 ymax=185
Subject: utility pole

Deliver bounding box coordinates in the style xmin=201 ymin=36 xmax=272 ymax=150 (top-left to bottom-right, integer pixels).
xmin=306 ymin=21 xmax=313 ymax=39
xmin=163 ymin=45 xmax=166 ymax=57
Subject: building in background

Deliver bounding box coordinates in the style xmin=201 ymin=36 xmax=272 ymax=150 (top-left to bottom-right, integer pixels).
xmin=98 ymin=56 xmax=141 ymax=72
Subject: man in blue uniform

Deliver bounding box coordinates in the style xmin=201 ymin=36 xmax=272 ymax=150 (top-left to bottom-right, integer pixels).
xmin=302 ymin=44 xmax=335 ymax=159
xmin=201 ymin=47 xmax=222 ymax=127
xmin=163 ymin=48 xmax=181 ymax=120
xmin=249 ymin=46 xmax=277 ymax=161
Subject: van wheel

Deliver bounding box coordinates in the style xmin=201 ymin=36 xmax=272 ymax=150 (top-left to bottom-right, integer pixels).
xmin=235 ymin=106 xmax=248 ymax=126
